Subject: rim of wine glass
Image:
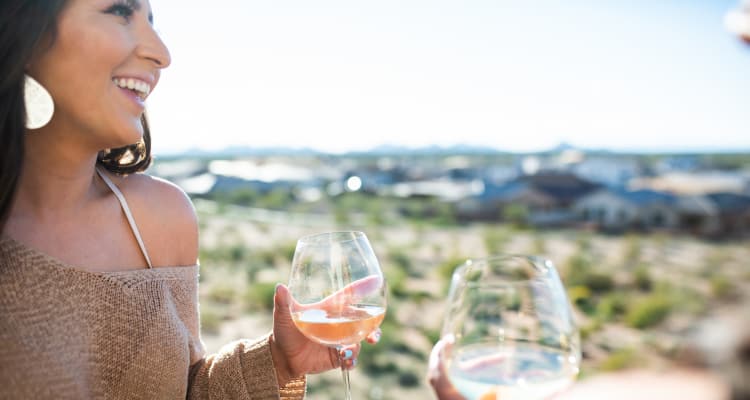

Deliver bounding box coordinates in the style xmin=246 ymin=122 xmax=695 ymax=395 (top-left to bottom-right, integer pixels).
xmin=453 ymin=254 xmax=559 ymax=287
xmin=297 ymin=230 xmax=368 ymax=245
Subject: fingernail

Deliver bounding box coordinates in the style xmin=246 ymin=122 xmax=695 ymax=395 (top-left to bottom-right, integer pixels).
xmin=372 ymin=331 xmax=381 ymax=342
xmin=342 ymin=349 xmax=353 ymax=360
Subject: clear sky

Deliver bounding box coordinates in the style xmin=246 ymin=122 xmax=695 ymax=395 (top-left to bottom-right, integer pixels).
xmin=146 ymin=0 xmax=750 ymax=155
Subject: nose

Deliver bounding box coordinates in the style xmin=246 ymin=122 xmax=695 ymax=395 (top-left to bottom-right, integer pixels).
xmin=136 ymin=24 xmax=172 ymax=69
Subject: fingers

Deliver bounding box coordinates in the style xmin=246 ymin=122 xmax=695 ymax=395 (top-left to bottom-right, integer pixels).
xmin=366 ymin=328 xmax=382 ymax=345
xmin=337 ymin=344 xmax=361 ymax=370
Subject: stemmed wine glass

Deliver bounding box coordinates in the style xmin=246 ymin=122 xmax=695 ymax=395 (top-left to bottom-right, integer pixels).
xmin=441 ymin=255 xmax=580 ymax=400
xmin=287 ymin=231 xmax=387 ymax=400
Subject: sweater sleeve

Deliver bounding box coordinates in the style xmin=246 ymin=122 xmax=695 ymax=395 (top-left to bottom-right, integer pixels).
xmin=186 ymin=334 xmax=307 ymax=400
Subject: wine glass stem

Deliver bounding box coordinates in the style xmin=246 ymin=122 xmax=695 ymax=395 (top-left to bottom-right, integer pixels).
xmin=339 ymin=352 xmax=352 ymax=400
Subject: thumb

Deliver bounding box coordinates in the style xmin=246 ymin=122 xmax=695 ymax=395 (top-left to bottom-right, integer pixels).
xmin=273 ymin=283 xmax=293 ymax=319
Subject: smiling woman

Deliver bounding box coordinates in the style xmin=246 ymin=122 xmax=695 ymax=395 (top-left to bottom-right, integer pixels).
xmin=0 ymin=0 xmax=378 ymax=398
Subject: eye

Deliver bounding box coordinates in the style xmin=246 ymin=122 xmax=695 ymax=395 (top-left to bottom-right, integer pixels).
xmin=105 ymin=2 xmax=135 ymax=21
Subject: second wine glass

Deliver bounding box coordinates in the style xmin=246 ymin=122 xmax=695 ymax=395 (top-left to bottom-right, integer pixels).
xmin=441 ymin=255 xmax=580 ymax=400
xmin=287 ymin=231 xmax=387 ymax=400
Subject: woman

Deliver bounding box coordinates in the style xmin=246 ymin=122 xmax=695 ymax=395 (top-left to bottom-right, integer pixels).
xmin=0 ymin=0 xmax=375 ymax=398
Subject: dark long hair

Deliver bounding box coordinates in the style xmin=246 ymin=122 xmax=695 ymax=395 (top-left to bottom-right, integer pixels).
xmin=0 ymin=1 xmax=152 ymax=233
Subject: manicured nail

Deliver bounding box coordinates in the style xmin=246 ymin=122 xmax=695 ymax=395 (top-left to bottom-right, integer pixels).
xmin=342 ymin=349 xmax=353 ymax=360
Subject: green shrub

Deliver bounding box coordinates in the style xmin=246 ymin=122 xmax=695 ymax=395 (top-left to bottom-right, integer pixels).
xmin=584 ymin=273 xmax=614 ymax=293
xmin=482 ymin=226 xmax=509 ymax=255
xmin=568 ymin=286 xmax=595 ymax=315
xmin=633 ymin=265 xmax=653 ymax=291
xmin=564 ymin=251 xmax=592 ymax=287
xmin=626 ymin=295 xmax=672 ymax=329
xmin=502 ymin=203 xmax=529 ymax=228
xmin=385 ymin=267 xmax=409 ymax=300
xmin=200 ymin=307 xmax=223 ymax=335
xmin=580 ymin=320 xmax=602 ymax=340
xmin=397 ymin=370 xmax=420 ymax=387
xmin=207 ymin=284 xmax=238 ymax=304
xmin=710 ymin=275 xmax=735 ymax=299
xmin=601 ymin=348 xmax=637 ymax=371
xmin=437 ymin=256 xmax=467 ymax=282
xmin=389 ymin=249 xmax=413 ymax=275
xmin=244 ymin=282 xmax=277 ymax=311
xmin=596 ymin=293 xmax=628 ymax=322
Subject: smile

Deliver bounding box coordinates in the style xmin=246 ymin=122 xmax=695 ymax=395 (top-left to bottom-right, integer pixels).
xmin=112 ymin=77 xmax=151 ymax=100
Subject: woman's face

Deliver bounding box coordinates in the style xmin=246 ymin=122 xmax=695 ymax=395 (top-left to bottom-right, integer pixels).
xmin=28 ymin=0 xmax=170 ymax=150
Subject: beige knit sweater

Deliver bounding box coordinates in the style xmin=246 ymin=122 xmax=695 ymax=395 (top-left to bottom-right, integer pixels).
xmin=0 ymin=235 xmax=306 ymax=399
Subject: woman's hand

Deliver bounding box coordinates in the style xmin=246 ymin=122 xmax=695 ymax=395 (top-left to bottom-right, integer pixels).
xmin=269 ymin=283 xmax=381 ymax=386
xmin=428 ymin=336 xmax=466 ymax=400
xmin=428 ymin=336 xmax=499 ymax=400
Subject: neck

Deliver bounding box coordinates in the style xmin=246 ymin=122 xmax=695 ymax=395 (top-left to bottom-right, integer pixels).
xmin=13 ymin=128 xmax=105 ymax=220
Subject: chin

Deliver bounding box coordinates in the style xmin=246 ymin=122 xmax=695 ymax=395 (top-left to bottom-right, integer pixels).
xmin=109 ymin=125 xmax=144 ymax=149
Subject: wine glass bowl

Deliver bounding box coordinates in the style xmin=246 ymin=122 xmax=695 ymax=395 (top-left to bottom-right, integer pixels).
xmin=442 ymin=255 xmax=580 ymax=400
xmin=287 ymin=231 xmax=387 ymax=399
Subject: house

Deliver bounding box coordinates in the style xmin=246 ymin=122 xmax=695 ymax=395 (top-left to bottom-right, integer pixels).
xmin=705 ymin=193 xmax=750 ymax=237
xmin=574 ymin=188 xmax=679 ymax=232
xmin=675 ymin=195 xmax=720 ymax=236
xmin=457 ymin=172 xmax=599 ymax=225
xmin=572 ymin=157 xmax=642 ymax=188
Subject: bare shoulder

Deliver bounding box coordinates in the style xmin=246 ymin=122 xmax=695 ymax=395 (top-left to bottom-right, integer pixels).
xmin=110 ymin=172 xmax=199 ymax=267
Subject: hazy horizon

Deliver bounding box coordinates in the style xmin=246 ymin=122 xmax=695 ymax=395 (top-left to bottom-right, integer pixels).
xmin=147 ymin=1 xmax=750 ymax=156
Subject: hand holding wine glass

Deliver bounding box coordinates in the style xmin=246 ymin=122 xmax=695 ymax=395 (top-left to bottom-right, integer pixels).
xmin=286 ymin=231 xmax=387 ymax=399
xmin=432 ymin=255 xmax=580 ymax=400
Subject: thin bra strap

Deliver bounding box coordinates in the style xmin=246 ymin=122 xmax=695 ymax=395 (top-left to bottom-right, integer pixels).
xmin=95 ymin=168 xmax=153 ymax=269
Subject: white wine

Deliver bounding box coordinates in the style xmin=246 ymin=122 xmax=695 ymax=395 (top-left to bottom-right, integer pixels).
xmin=448 ymin=342 xmax=579 ymax=400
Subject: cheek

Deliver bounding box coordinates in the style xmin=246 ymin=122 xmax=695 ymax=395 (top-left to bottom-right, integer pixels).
xmin=45 ymin=21 xmax=135 ymax=97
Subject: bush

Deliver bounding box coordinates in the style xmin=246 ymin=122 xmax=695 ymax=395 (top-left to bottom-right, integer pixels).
xmin=633 ymin=265 xmax=653 ymax=291
xmin=389 ymin=249 xmax=414 ymax=275
xmin=568 ymin=286 xmax=595 ymax=315
xmin=207 ymin=284 xmax=238 ymax=304
xmin=596 ymin=293 xmax=628 ymax=322
xmin=626 ymin=295 xmax=673 ymax=329
xmin=437 ymin=256 xmax=468 ymax=283
xmin=502 ymin=203 xmax=529 ymax=228
xmin=563 ymin=251 xmax=592 ymax=287
xmin=584 ymin=273 xmax=615 ymax=293
xmin=397 ymin=370 xmax=421 ymax=387
xmin=200 ymin=307 xmax=223 ymax=335
xmin=710 ymin=275 xmax=735 ymax=299
xmin=244 ymin=282 xmax=277 ymax=311
xmin=482 ymin=227 xmax=509 ymax=255
xmin=601 ymin=348 xmax=637 ymax=371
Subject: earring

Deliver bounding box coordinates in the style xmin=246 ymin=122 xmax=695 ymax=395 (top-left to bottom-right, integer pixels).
xmin=24 ymin=74 xmax=55 ymax=130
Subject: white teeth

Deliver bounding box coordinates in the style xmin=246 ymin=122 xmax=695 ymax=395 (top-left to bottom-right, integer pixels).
xmin=113 ymin=77 xmax=152 ymax=98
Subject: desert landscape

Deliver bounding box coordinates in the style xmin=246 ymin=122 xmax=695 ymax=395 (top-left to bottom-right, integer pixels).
xmin=193 ymin=198 xmax=750 ymax=400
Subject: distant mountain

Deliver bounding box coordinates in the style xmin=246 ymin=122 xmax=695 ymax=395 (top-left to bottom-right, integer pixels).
xmin=160 ymin=142 xmax=749 ymax=158
xmin=168 ymin=146 xmax=324 ymax=158
xmin=349 ymin=143 xmax=510 ymax=156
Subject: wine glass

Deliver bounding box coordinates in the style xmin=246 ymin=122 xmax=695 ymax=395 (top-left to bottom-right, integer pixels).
xmin=441 ymin=255 xmax=580 ymax=400
xmin=287 ymin=231 xmax=387 ymax=400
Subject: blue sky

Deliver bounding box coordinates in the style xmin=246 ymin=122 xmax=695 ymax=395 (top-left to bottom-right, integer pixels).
xmin=147 ymin=0 xmax=750 ymax=154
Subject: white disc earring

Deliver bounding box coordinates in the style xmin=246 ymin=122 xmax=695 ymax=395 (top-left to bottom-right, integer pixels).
xmin=24 ymin=74 xmax=55 ymax=130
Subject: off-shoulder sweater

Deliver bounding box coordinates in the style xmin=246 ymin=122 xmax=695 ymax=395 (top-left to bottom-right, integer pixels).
xmin=0 ymin=169 xmax=305 ymax=399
